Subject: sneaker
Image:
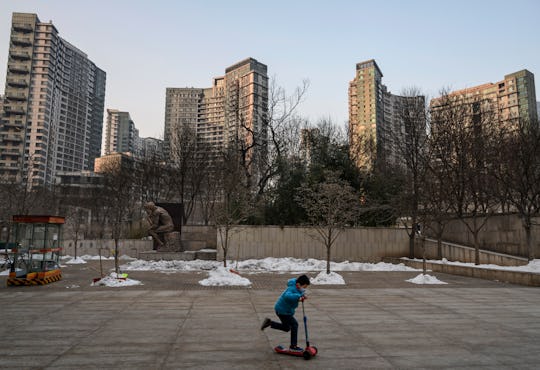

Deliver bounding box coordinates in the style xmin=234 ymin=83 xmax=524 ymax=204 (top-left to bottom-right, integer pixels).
xmin=260 ymin=318 xmax=271 ymax=331
xmin=289 ymin=345 xmax=303 ymax=352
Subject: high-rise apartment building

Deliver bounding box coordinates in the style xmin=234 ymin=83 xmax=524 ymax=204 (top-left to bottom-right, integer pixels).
xmin=349 ymin=59 xmax=425 ymax=170
xmin=430 ymin=70 xmax=538 ymax=129
xmin=104 ymin=109 xmax=139 ymax=156
xmin=140 ymin=137 xmax=164 ymax=160
xmin=381 ymin=86 xmax=426 ymax=168
xmin=0 ymin=13 xmax=106 ymax=186
xmin=348 ymin=60 xmax=384 ymax=170
xmin=164 ymin=58 xmax=268 ymax=174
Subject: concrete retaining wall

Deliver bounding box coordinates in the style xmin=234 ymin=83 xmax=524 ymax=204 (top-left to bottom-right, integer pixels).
xmin=216 ymin=226 xmax=409 ymax=262
xmin=62 ymin=239 xmax=153 ymax=259
xmin=391 ymin=258 xmax=540 ymax=287
xmin=433 ymin=214 xmax=540 ymax=257
xmin=416 ymin=238 xmax=529 ymax=266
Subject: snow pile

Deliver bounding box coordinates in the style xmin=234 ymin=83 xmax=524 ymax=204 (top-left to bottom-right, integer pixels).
xmin=123 ymin=259 xmax=220 ymax=272
xmin=407 ymin=258 xmax=540 ymax=273
xmin=62 ymin=254 xmax=136 ymax=261
xmin=0 ymin=267 xmax=24 ymax=276
xmin=311 ymin=271 xmax=346 ymax=285
xmin=406 ymin=273 xmax=448 ymax=285
xmin=91 ymin=273 xmax=142 ymax=287
xmin=198 ymin=267 xmax=252 ymax=287
xmin=65 ymin=257 xmax=87 ymax=264
xmin=121 ymin=257 xmax=420 ymax=273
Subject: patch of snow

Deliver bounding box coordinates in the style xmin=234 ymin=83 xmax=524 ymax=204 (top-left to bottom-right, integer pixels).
xmin=91 ymin=273 xmax=142 ymax=287
xmin=198 ymin=266 xmax=252 ymax=287
xmin=405 ymin=258 xmax=540 ymax=273
xmin=0 ymin=268 xmax=21 ymax=276
xmin=65 ymin=257 xmax=87 ymax=264
xmin=406 ymin=273 xmax=448 ymax=285
xmin=122 ymin=259 xmax=221 ymax=272
xmin=311 ymin=271 xmax=346 ymax=285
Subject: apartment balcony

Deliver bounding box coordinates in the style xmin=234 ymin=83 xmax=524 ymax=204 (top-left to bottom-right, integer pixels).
xmin=5 ymin=91 xmax=28 ymax=101
xmin=13 ymin=23 xmax=34 ymax=33
xmin=11 ymin=36 xmax=33 ymax=47
xmin=3 ymin=105 xmax=26 ymax=115
xmin=1 ymin=120 xmax=25 ymax=129
xmin=7 ymin=78 xmax=29 ymax=88
xmin=10 ymin=51 xmax=32 ymax=60
xmin=8 ymin=63 xmax=30 ymax=74
xmin=1 ymin=134 xmax=23 ymax=143
xmin=0 ymin=146 xmax=22 ymax=156
xmin=0 ymin=165 xmax=20 ymax=175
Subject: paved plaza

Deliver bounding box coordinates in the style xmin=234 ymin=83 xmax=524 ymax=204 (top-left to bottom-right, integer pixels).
xmin=1 ymin=261 xmax=540 ymax=369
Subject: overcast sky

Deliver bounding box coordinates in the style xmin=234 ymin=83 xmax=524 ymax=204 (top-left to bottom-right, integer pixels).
xmin=1 ymin=0 xmax=539 ymax=138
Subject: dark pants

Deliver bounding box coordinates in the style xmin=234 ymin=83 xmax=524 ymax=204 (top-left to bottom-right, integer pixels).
xmin=270 ymin=311 xmax=299 ymax=347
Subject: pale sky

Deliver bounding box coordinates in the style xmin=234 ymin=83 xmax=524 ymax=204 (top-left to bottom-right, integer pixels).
xmin=1 ymin=0 xmax=539 ymax=138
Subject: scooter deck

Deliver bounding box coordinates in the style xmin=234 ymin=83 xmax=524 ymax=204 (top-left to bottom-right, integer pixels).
xmin=274 ymin=345 xmax=304 ymax=357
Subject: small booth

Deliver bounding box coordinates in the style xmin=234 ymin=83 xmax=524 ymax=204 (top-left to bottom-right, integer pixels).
xmin=6 ymin=215 xmax=64 ymax=286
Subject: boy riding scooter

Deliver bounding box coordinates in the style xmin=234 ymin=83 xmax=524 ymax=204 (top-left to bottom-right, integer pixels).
xmin=260 ymin=274 xmax=310 ymax=351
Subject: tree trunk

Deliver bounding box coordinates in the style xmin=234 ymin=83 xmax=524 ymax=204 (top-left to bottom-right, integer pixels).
xmin=114 ymin=238 xmax=119 ymax=274
xmin=409 ymin=232 xmax=415 ymax=259
xmin=326 ymin=246 xmax=331 ymax=274
xmin=326 ymin=228 xmax=332 ymax=274
xmin=422 ymin=236 xmax=427 ymax=275
xmin=436 ymin=237 xmax=442 ymax=260
xmin=473 ymin=232 xmax=480 ymax=265
xmin=525 ymin=222 xmax=534 ymax=261
xmin=222 ymin=228 xmax=229 ymax=268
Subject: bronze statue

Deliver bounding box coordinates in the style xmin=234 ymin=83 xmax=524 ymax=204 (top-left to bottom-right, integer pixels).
xmin=143 ymin=202 xmax=174 ymax=250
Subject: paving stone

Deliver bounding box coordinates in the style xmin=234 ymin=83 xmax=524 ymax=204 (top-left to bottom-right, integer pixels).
xmin=0 ymin=260 xmax=539 ymax=369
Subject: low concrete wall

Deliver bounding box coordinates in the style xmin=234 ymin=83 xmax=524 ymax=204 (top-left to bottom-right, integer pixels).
xmin=432 ymin=214 xmax=540 ymax=258
xmin=182 ymin=225 xmax=217 ymax=249
xmin=216 ymin=226 xmax=409 ymax=262
xmin=62 ymin=239 xmax=153 ymax=259
xmin=391 ymin=258 xmax=540 ymax=287
xmin=416 ymin=238 xmax=529 ymax=266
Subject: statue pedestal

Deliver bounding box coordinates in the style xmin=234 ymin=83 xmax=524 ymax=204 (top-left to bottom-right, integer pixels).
xmin=138 ymin=249 xmax=216 ymax=261
xmin=157 ymin=232 xmax=182 ymax=252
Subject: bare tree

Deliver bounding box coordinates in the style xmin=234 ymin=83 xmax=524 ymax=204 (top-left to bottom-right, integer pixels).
xmin=391 ymin=88 xmax=429 ymax=258
xmin=64 ymin=207 xmax=88 ymax=259
xmin=212 ymin=148 xmax=251 ymax=267
xmin=169 ymin=124 xmax=208 ymax=225
xmin=100 ymin=161 xmax=137 ymax=274
xmin=255 ymin=79 xmax=309 ymax=195
xmin=295 ymin=170 xmax=360 ymax=274
xmin=430 ymin=90 xmax=498 ymax=264
xmin=493 ymin=116 xmax=540 ymax=260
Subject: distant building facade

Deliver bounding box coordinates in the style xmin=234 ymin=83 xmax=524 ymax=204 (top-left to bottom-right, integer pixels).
xmin=0 ymin=12 xmax=106 ymax=186
xmin=139 ymin=137 xmax=164 ymax=160
xmin=104 ymin=109 xmax=139 ymax=156
xmin=94 ymin=152 xmax=136 ymax=174
xmin=164 ymin=58 xmax=268 ymax=177
xmin=349 ymin=59 xmax=425 ymax=170
xmin=430 ymin=70 xmax=538 ymax=129
xmin=348 ymin=60 xmax=384 ymax=170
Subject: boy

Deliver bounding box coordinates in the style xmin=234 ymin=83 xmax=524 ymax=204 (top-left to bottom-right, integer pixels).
xmin=260 ymin=274 xmax=310 ymax=351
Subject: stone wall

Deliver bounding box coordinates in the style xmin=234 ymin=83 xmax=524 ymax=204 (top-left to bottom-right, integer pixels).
xmin=62 ymin=239 xmax=153 ymax=258
xmin=432 ymin=214 xmax=540 ymax=257
xmin=216 ymin=226 xmax=409 ymax=262
xmin=390 ymin=258 xmax=540 ymax=287
xmin=415 ymin=238 xmax=529 ymax=266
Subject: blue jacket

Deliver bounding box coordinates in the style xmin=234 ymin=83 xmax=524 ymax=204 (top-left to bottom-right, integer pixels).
xmin=274 ymin=278 xmax=304 ymax=315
